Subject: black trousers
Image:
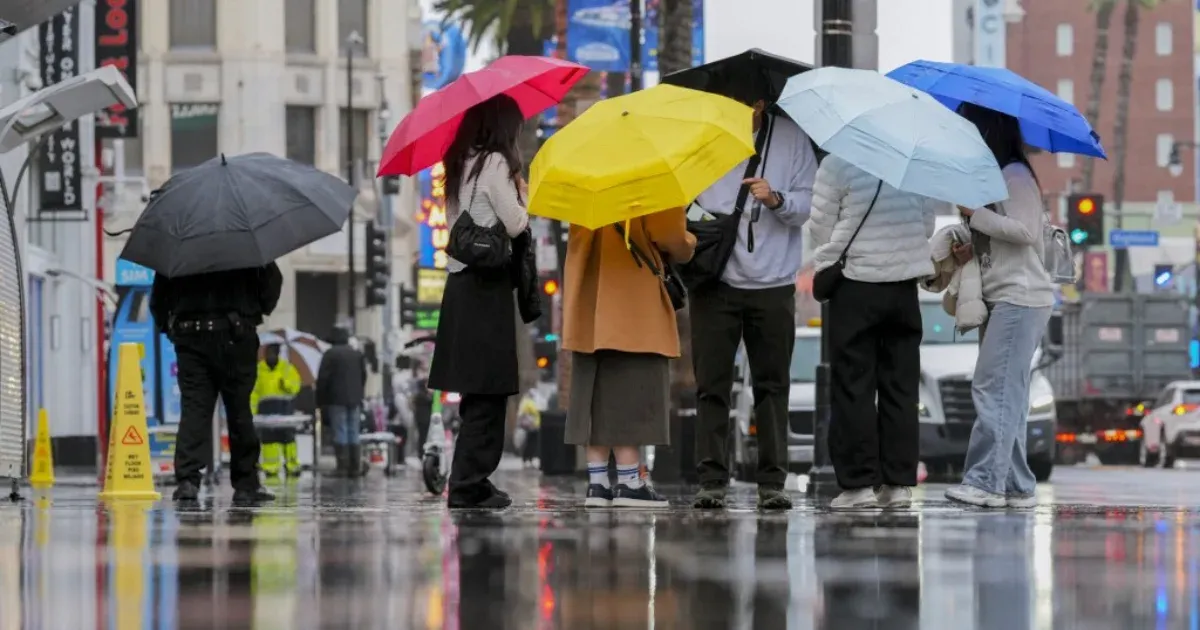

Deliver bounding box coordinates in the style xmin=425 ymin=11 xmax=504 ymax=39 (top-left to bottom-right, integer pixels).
xmin=827 ymin=278 xmax=922 ymax=490
xmin=448 ymin=393 xmax=509 ymax=503
xmin=173 ymin=331 xmax=262 ymax=491
xmin=692 ymin=282 xmax=795 ymax=488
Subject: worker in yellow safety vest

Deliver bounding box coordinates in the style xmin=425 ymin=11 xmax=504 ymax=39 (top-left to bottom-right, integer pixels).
xmin=252 ymin=343 xmax=303 ymax=477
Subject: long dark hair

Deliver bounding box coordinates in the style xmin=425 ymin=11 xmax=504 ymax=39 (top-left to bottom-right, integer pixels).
xmin=958 ymin=102 xmax=1039 ymax=184
xmin=444 ymin=94 xmax=524 ymax=210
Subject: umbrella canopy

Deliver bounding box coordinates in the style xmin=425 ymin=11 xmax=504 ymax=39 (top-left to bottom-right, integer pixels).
xmin=662 ymin=48 xmax=811 ymax=108
xmin=529 ymin=84 xmax=755 ymax=229
xmin=378 ymin=55 xmax=588 ymax=177
xmin=258 ymin=328 xmax=329 ymax=386
xmin=887 ymin=60 xmax=1107 ymax=158
xmin=778 ymin=67 xmax=1007 ymax=209
xmin=119 ymin=153 xmax=357 ymax=278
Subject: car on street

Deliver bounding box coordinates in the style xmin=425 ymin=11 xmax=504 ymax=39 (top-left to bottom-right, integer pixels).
xmin=1138 ymin=380 xmax=1200 ymax=468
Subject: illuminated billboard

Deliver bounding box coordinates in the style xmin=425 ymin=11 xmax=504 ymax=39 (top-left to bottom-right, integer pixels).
xmin=416 ymin=162 xmax=450 ymax=269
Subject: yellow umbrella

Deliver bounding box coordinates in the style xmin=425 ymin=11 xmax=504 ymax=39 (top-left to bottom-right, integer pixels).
xmin=529 ymin=84 xmax=755 ymax=230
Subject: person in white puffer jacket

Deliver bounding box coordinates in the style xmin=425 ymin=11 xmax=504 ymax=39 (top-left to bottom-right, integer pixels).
xmin=809 ymin=153 xmax=941 ymax=510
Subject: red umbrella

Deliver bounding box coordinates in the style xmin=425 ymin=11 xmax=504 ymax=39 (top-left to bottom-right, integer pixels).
xmin=378 ymin=55 xmax=589 ymax=177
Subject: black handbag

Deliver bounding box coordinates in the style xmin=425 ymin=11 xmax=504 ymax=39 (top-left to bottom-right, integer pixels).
xmin=678 ymin=115 xmax=776 ymax=291
xmin=445 ymin=177 xmax=512 ymax=269
xmin=614 ymin=223 xmax=687 ymax=311
xmin=811 ymin=180 xmax=883 ymax=303
xmin=510 ymin=228 xmax=543 ymax=324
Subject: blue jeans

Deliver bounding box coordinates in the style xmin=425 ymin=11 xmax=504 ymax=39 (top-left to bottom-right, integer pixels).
xmin=962 ymin=302 xmax=1051 ymax=497
xmin=326 ymin=405 xmax=361 ymax=446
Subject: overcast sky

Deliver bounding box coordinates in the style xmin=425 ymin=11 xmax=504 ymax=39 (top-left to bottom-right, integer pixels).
xmin=704 ymin=0 xmax=959 ymax=72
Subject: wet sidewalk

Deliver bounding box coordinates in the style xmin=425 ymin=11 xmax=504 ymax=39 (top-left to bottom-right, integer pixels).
xmin=0 ymin=465 xmax=1196 ymax=629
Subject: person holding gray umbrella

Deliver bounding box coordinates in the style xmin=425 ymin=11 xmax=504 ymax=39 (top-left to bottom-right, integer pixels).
xmin=132 ymin=152 xmax=358 ymax=504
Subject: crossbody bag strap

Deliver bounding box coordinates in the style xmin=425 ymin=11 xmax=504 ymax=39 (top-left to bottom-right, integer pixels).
xmin=733 ymin=116 xmax=774 ymax=218
xmin=837 ymin=180 xmax=884 ymax=265
xmin=613 ymin=223 xmax=665 ymax=279
xmin=743 ymin=114 xmax=776 ymax=254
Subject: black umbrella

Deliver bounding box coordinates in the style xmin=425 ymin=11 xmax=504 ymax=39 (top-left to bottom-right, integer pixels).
xmin=661 ymin=48 xmax=813 ymax=106
xmin=119 ymin=152 xmax=358 ymax=277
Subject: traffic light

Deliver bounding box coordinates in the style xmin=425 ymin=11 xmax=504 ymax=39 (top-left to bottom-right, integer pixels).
xmin=1154 ymin=264 xmax=1175 ymax=289
xmin=533 ymin=273 xmax=559 ymax=343
xmin=533 ymin=339 xmax=557 ymax=380
xmin=364 ymin=221 xmax=389 ymax=307
xmin=1067 ymin=193 xmax=1104 ymax=247
xmin=399 ymin=286 xmax=418 ymax=328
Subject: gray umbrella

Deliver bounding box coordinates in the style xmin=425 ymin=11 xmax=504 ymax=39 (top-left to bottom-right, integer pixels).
xmin=119 ymin=152 xmax=358 ymax=277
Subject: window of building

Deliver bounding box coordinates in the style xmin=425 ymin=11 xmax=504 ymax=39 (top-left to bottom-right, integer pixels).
xmin=170 ymin=103 xmax=220 ymax=172
xmin=1057 ymin=152 xmax=1076 ymax=169
xmin=1156 ymin=23 xmax=1172 ymax=56
xmin=1056 ymin=79 xmax=1074 ymax=104
xmin=339 ymin=108 xmax=371 ymax=182
xmin=338 ymin=0 xmax=369 ymax=54
xmin=1157 ymin=133 xmax=1175 ymax=168
xmin=170 ymin=0 xmax=217 ymax=49
xmin=286 ymin=0 xmax=317 ymax=53
xmin=1056 ymin=24 xmax=1073 ymax=57
xmin=286 ymin=106 xmax=317 ymax=165
xmin=1155 ymin=78 xmax=1174 ymax=111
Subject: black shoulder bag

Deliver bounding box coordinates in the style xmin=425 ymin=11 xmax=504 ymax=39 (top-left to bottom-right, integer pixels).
xmin=678 ymin=114 xmax=776 ymax=291
xmin=445 ymin=175 xmax=513 ymax=269
xmin=613 ymin=223 xmax=687 ymax=311
xmin=811 ymin=180 xmax=883 ymax=303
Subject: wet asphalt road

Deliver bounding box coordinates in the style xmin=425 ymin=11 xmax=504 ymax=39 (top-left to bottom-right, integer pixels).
xmin=1 ymin=464 xmax=1198 ymax=629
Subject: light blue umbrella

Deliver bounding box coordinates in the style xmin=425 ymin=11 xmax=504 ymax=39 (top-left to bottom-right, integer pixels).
xmin=778 ymin=67 xmax=1008 ymax=209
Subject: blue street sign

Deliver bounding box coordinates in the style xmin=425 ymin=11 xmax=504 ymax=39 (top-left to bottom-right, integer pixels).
xmin=1109 ymin=229 xmax=1160 ymax=248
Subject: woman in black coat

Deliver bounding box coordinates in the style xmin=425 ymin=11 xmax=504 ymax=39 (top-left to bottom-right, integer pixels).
xmin=427 ymin=94 xmax=530 ymax=509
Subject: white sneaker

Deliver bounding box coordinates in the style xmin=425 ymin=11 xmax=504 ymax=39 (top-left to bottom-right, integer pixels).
xmin=875 ymin=485 xmax=913 ymax=508
xmin=1005 ymin=493 xmax=1037 ymax=509
xmin=830 ymin=487 xmax=878 ymax=509
xmin=945 ymin=484 xmax=1006 ymax=507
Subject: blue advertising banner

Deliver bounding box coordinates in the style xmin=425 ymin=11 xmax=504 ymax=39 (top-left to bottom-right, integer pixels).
xmin=567 ymin=0 xmax=705 ymax=73
xmin=110 ymin=258 xmax=181 ymax=426
xmin=416 ymin=162 xmax=450 ymax=270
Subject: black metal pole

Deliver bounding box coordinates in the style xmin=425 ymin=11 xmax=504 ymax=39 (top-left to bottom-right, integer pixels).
xmin=630 ymin=0 xmax=643 ymax=92
xmin=346 ymin=41 xmax=357 ymax=330
xmin=808 ymin=0 xmax=854 ymax=498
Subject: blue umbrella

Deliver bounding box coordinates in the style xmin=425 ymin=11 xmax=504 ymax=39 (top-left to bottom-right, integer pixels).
xmin=887 ymin=59 xmax=1107 ymax=159
xmin=778 ymin=67 xmax=1007 ymax=209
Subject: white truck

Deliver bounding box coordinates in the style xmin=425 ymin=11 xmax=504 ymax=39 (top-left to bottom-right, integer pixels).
xmin=730 ymin=217 xmax=1058 ymax=481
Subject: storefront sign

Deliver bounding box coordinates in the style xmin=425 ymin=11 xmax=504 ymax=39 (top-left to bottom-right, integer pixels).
xmin=37 ymin=7 xmax=83 ymax=215
xmin=416 ymin=267 xmax=447 ymax=305
xmin=95 ymin=0 xmax=139 ymax=138
xmin=417 ymin=162 xmax=450 ymax=269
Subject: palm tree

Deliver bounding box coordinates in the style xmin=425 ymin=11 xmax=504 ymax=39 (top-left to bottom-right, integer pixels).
xmin=434 ymin=0 xmax=557 ymax=55
xmin=1080 ymin=0 xmax=1116 ymax=192
xmin=1110 ymin=0 xmax=1157 ymax=292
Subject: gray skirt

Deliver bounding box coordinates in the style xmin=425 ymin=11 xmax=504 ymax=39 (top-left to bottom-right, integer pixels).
xmin=565 ymin=350 xmax=670 ymax=447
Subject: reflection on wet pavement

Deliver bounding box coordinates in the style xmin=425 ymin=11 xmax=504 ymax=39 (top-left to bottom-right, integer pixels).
xmin=0 ymin=466 xmax=1198 ymax=629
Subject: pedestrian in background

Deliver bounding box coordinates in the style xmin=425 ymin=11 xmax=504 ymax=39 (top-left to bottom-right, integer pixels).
xmin=251 ymin=343 xmax=304 ymax=477
xmin=150 ymin=264 xmax=282 ymax=504
xmin=316 ymin=327 xmax=367 ymax=477
xmin=808 ymin=154 xmax=938 ymax=509
xmin=563 ymin=208 xmax=695 ymax=508
xmin=945 ymin=104 xmax=1054 ymax=509
xmin=691 ymin=74 xmax=817 ymax=511
xmin=427 ymin=94 xmax=530 ymax=509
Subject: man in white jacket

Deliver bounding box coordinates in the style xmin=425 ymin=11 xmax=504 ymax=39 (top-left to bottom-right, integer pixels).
xmin=691 ymin=74 xmax=819 ymax=511
xmin=809 ymin=154 xmax=939 ymax=509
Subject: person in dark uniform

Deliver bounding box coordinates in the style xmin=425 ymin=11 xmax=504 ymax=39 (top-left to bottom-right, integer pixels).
xmin=151 ymin=264 xmax=283 ymax=504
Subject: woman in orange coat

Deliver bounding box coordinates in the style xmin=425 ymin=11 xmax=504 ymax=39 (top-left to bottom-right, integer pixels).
xmin=562 ymin=209 xmax=696 ymax=508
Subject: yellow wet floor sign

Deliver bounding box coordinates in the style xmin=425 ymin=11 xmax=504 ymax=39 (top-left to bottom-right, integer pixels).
xmin=99 ymin=343 xmax=161 ymax=500
xmin=29 ymin=408 xmax=54 ymax=488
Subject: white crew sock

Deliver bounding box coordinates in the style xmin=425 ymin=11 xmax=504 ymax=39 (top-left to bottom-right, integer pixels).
xmin=587 ymin=461 xmax=610 ymax=488
xmin=617 ymin=465 xmax=643 ymax=489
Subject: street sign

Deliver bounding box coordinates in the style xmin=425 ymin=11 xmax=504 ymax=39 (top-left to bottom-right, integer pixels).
xmin=1109 ymin=230 xmax=1160 ymax=248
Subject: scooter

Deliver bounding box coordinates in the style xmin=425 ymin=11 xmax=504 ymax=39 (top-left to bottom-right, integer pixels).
xmin=421 ymin=392 xmax=462 ymax=495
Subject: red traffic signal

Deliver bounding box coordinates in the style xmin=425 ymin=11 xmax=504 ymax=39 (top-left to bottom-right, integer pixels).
xmin=543 ymin=279 xmax=559 ymax=295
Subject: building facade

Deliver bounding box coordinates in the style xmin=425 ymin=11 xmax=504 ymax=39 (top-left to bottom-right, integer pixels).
xmin=101 ymin=0 xmax=422 ymax=344
xmin=1005 ymin=0 xmax=1196 ymax=204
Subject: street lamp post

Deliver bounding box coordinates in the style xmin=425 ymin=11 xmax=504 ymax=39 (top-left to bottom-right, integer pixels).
xmin=808 ymin=0 xmax=856 ymax=499
xmin=0 ymin=65 xmax=136 ymax=500
xmin=345 ymin=31 xmax=364 ymax=332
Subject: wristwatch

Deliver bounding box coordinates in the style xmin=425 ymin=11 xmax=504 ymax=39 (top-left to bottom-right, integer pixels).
xmin=768 ymin=191 xmax=785 ymax=210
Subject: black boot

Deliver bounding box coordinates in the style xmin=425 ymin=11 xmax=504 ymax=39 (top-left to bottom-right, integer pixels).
xmin=332 ymin=445 xmax=348 ymax=477
xmin=348 ymin=445 xmax=364 ymax=478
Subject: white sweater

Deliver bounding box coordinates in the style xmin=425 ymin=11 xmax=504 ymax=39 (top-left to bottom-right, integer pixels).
xmin=809 ymin=155 xmax=940 ymax=283
xmin=446 ymin=152 xmax=530 ymax=273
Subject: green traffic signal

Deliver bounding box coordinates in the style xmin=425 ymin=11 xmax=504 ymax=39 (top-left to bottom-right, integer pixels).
xmin=1070 ymin=228 xmax=1088 ymax=245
